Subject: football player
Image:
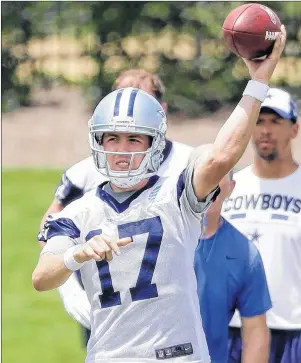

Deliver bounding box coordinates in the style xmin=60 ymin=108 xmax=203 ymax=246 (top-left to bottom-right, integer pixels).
xmin=38 ymin=69 xmax=193 ymax=340
xmin=33 ymin=27 xmax=286 ymax=362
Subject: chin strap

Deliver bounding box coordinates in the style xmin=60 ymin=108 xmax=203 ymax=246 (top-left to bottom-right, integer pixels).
xmin=109 ymin=175 xmax=144 ymax=189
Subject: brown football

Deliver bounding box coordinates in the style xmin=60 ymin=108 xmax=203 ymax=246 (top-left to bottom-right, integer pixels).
xmin=222 ymin=3 xmax=281 ymax=59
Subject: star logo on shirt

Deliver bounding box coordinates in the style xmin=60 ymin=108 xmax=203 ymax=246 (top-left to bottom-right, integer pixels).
xmin=249 ymin=229 xmax=262 ymax=245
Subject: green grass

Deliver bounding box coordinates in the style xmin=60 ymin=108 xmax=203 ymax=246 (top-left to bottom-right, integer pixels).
xmin=2 ymin=169 xmax=86 ymax=363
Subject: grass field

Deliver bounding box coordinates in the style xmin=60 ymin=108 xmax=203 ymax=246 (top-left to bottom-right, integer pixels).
xmin=2 ymin=169 xmax=86 ymax=363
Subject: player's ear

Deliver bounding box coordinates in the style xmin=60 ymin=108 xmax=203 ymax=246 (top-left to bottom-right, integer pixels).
xmin=291 ymin=122 xmax=299 ymax=140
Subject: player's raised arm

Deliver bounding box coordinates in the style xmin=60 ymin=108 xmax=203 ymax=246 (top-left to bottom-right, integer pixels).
xmin=192 ymin=25 xmax=286 ymax=201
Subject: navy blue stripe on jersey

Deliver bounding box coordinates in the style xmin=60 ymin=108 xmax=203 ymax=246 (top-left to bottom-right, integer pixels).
xmin=38 ymin=217 xmax=80 ymax=242
xmin=127 ymin=88 xmax=138 ymax=117
xmin=85 ymin=229 xmax=102 ymax=241
xmin=161 ymin=140 xmax=173 ymax=165
xmin=177 ymin=169 xmax=186 ymax=207
xmin=113 ymin=89 xmax=124 ymax=116
xmin=55 ymin=173 xmax=84 ymax=207
xmin=271 ymin=213 xmax=288 ymax=220
xmin=96 ymin=175 xmax=159 ymax=213
xmin=229 ymin=213 xmax=246 ymax=220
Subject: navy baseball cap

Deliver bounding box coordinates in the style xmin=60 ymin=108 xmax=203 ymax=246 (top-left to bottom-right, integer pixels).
xmin=261 ymin=88 xmax=298 ymax=123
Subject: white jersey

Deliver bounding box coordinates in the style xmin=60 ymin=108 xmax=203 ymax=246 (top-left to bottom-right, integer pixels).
xmin=42 ymin=167 xmax=219 ymax=362
xmin=55 ymin=141 xmax=193 ymax=206
xmin=222 ymin=165 xmax=301 ymax=330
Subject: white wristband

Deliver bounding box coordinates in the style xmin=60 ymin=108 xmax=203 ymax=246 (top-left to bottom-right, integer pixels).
xmin=243 ymin=80 xmax=269 ymax=103
xmin=64 ymin=246 xmax=85 ymax=271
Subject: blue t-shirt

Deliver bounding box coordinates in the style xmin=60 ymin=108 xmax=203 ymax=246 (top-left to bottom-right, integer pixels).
xmin=194 ymin=219 xmax=272 ymax=363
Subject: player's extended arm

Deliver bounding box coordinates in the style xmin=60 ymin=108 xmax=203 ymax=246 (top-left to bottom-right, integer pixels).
xmin=33 ymin=252 xmax=74 ymax=291
xmin=192 ymin=26 xmax=286 ymax=200
xmin=241 ymin=315 xmax=270 ymax=363
xmin=32 ymin=235 xmax=132 ymax=291
xmin=40 ymin=208 xmax=92 ymax=328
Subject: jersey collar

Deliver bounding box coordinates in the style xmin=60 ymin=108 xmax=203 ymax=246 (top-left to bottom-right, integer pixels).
xmin=96 ymin=175 xmax=159 ymax=213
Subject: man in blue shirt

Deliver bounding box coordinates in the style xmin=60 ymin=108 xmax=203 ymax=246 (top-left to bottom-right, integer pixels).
xmin=194 ymin=169 xmax=272 ymax=363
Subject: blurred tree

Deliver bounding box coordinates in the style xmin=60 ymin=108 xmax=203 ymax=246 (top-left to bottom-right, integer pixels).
xmin=2 ymin=1 xmax=301 ymax=115
xmin=2 ymin=1 xmax=33 ymax=111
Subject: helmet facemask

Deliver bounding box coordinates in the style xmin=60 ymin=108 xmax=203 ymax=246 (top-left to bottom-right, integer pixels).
xmin=89 ymin=121 xmax=166 ymax=188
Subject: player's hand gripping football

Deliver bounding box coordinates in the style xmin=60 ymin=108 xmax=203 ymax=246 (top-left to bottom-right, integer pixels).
xmin=73 ymin=234 xmax=132 ymax=263
xmin=243 ymin=24 xmax=286 ymax=85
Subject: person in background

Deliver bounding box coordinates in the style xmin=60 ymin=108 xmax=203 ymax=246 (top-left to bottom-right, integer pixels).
xmin=223 ymin=88 xmax=301 ymax=363
xmin=193 ymin=147 xmax=271 ymax=363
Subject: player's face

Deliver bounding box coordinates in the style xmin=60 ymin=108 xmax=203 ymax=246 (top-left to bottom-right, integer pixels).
xmin=102 ymin=133 xmax=151 ymax=172
xmin=252 ymin=112 xmax=298 ymax=162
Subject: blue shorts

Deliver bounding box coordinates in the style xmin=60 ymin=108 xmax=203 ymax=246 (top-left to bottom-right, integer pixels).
xmin=228 ymin=327 xmax=301 ymax=363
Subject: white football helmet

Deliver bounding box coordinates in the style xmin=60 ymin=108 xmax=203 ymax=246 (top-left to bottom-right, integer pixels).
xmin=88 ymin=87 xmax=167 ymax=188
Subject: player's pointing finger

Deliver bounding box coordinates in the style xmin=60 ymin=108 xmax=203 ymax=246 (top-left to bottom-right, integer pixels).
xmin=116 ymin=237 xmax=133 ymax=247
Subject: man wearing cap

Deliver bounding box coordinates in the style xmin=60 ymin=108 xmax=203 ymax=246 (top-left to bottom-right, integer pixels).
xmin=223 ymin=88 xmax=301 ymax=363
